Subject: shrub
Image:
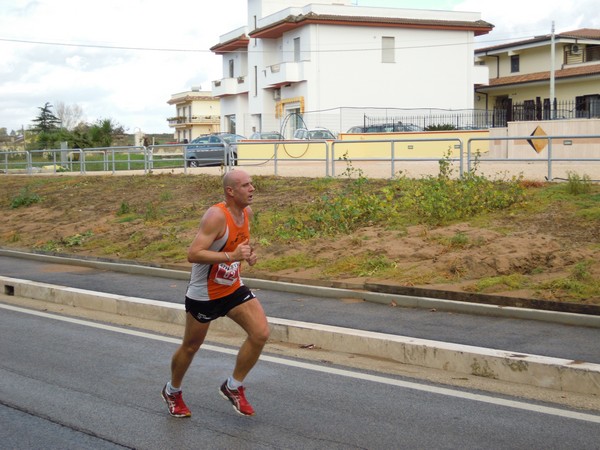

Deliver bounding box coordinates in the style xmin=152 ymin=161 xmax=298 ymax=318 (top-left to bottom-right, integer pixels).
xmin=10 ymin=187 xmax=41 ymax=208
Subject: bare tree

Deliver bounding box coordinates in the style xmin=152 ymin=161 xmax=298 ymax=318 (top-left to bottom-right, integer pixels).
xmin=54 ymin=101 xmax=84 ymax=130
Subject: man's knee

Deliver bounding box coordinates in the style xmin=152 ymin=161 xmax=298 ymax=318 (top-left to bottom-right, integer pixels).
xmin=250 ymin=323 xmax=270 ymax=345
xmin=180 ymin=338 xmax=203 ymax=355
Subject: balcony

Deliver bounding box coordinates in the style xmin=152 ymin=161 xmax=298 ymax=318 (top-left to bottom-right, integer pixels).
xmin=167 ymin=115 xmax=221 ymax=128
xmin=263 ymin=61 xmax=305 ymax=87
xmin=212 ymin=76 xmax=249 ymax=97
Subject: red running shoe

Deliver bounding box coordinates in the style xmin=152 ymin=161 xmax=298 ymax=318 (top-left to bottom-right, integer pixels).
xmin=161 ymin=384 xmax=191 ymax=418
xmin=219 ymin=381 xmax=255 ymax=416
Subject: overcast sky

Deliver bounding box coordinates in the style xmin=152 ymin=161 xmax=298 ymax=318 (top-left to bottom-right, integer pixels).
xmin=1 ymin=0 xmax=598 ymax=135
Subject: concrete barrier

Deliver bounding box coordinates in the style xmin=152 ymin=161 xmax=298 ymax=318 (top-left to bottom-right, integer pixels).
xmin=2 ymin=275 xmax=599 ymax=396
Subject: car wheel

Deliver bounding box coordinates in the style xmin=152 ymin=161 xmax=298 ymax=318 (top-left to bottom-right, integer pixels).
xmin=188 ymin=159 xmax=199 ymax=168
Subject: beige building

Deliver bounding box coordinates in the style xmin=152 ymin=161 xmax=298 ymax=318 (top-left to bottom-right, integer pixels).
xmin=167 ymin=87 xmax=221 ymax=142
xmin=474 ymin=28 xmax=600 ymax=124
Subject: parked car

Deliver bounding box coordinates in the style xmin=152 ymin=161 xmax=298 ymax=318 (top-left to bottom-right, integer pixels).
xmin=293 ymin=127 xmax=336 ymax=140
xmin=346 ymin=122 xmax=424 ymax=133
xmin=184 ymin=133 xmax=245 ymax=167
xmin=249 ymin=131 xmax=284 ymax=140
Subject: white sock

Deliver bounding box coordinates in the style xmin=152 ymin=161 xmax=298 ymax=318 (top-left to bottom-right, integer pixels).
xmin=227 ymin=376 xmax=243 ymax=390
xmin=167 ymin=381 xmax=181 ymax=394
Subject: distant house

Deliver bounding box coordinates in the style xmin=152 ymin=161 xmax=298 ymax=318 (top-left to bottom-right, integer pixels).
xmin=210 ymin=0 xmax=492 ymax=137
xmin=475 ymin=28 xmax=600 ymax=125
xmin=167 ymin=87 xmax=221 ymax=142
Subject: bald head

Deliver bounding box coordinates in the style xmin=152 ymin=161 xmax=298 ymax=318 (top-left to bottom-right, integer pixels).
xmin=223 ymin=170 xmax=249 ymax=193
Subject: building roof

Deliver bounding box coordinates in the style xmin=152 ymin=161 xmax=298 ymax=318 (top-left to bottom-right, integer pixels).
xmin=210 ymin=34 xmax=250 ymax=55
xmin=476 ymin=28 xmax=600 ymax=53
xmin=248 ymin=12 xmax=493 ymax=39
xmin=167 ymin=94 xmax=217 ymax=105
xmin=481 ymin=63 xmax=600 ymax=88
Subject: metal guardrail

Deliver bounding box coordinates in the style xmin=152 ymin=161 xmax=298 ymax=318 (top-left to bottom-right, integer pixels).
xmin=2 ymin=135 xmax=599 ymax=181
xmin=467 ymin=134 xmax=600 ymax=181
xmin=331 ymin=138 xmax=464 ymax=178
xmin=234 ymin=140 xmax=330 ymax=177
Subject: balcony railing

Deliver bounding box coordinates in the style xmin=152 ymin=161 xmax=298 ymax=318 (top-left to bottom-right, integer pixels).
xmin=263 ymin=61 xmax=305 ymax=87
xmin=212 ymin=76 xmax=248 ymax=97
xmin=167 ymin=115 xmax=221 ymax=127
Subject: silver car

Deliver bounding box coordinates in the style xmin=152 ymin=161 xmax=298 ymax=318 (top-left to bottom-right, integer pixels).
xmin=184 ymin=133 xmax=244 ymax=167
xmin=293 ymin=127 xmax=336 ymax=140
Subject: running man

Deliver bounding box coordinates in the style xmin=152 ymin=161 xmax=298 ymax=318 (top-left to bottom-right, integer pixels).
xmin=162 ymin=169 xmax=270 ymax=417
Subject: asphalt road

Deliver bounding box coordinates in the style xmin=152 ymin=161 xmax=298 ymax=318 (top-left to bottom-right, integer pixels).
xmin=1 ymin=254 xmax=599 ymax=364
xmin=2 ymin=305 xmax=600 ymax=450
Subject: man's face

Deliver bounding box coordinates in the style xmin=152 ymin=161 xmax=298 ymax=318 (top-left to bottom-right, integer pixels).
xmin=230 ymin=173 xmax=255 ymax=206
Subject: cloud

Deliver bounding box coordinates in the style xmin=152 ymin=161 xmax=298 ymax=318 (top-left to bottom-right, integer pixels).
xmin=457 ymin=0 xmax=600 ymax=44
xmin=1 ymin=0 xmax=599 ymax=134
xmin=0 ymin=0 xmax=246 ymax=133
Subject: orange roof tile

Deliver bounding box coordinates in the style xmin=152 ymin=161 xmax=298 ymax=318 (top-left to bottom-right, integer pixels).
xmin=486 ymin=63 xmax=600 ymax=87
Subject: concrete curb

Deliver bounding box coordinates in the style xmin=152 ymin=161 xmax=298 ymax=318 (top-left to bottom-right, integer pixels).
xmin=2 ymin=275 xmax=600 ymax=396
xmin=2 ymin=248 xmax=599 ymax=328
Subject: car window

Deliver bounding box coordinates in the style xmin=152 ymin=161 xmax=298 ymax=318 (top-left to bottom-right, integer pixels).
xmin=192 ymin=136 xmax=210 ymax=144
xmin=209 ymin=136 xmax=222 ymax=144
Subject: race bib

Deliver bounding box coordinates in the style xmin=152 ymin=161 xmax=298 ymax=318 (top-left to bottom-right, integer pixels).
xmin=213 ymin=261 xmax=241 ymax=286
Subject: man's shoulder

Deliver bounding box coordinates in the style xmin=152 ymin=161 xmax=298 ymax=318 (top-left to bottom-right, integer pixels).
xmin=202 ymin=204 xmax=227 ymax=223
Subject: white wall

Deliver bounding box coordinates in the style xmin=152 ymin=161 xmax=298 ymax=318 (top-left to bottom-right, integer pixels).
xmin=216 ymin=1 xmax=486 ymax=136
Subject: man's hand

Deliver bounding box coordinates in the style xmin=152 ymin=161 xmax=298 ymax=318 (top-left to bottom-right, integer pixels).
xmin=246 ymin=244 xmax=258 ymax=266
xmin=233 ymin=239 xmax=254 ymax=263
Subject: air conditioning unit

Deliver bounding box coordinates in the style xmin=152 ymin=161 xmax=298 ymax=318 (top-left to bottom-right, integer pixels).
xmin=571 ymin=44 xmax=582 ymax=55
xmin=273 ymin=89 xmax=281 ymax=100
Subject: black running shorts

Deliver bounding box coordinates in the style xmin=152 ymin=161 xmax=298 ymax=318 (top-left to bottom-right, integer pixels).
xmin=185 ymin=285 xmax=256 ymax=323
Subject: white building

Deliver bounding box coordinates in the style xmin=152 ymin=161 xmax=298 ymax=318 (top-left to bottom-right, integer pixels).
xmin=210 ymin=0 xmax=492 ymax=137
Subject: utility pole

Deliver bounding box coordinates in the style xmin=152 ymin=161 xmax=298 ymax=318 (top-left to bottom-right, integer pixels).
xmin=550 ymin=21 xmax=556 ymax=119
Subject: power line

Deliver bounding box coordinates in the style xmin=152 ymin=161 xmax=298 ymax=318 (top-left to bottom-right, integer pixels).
xmin=0 ymin=34 xmax=537 ymax=54
xmin=0 ymin=37 xmax=205 ymax=52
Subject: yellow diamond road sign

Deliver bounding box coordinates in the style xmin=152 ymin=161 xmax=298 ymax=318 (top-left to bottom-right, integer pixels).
xmin=527 ymin=126 xmax=547 ymax=153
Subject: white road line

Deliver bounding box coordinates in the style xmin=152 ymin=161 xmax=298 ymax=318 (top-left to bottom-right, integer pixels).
xmin=3 ymin=302 xmax=600 ymax=424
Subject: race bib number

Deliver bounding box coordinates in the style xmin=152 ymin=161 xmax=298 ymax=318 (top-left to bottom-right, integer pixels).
xmin=214 ymin=261 xmax=241 ymax=286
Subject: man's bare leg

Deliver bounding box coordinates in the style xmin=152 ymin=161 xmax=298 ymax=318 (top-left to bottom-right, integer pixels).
xmin=226 ymin=298 xmax=270 ymax=382
xmin=171 ymin=313 xmax=210 ymax=388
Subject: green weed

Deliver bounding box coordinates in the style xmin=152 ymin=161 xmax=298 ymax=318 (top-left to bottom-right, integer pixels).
xmin=565 ymin=172 xmax=592 ymax=195
xmin=10 ymin=187 xmax=41 ymax=208
xmin=117 ymin=201 xmax=131 ymax=215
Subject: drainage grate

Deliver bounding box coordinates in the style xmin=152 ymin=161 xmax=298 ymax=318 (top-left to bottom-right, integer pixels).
xmin=4 ymin=285 xmax=15 ymax=296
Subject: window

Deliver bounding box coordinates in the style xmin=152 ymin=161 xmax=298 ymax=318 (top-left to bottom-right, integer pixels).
xmin=382 ymin=36 xmax=395 ymax=63
xmin=576 ymin=94 xmax=600 ymax=118
xmin=586 ymin=45 xmax=600 ymax=62
xmin=294 ymin=37 xmax=300 ymax=62
xmin=228 ymin=59 xmax=234 ymax=78
xmin=510 ymin=55 xmax=520 ymax=73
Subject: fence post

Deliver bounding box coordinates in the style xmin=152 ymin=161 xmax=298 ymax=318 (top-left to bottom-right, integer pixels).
xmin=273 ymin=141 xmax=278 ymax=177
xmin=26 ymin=151 xmax=32 ymax=174
xmin=459 ymin=139 xmax=464 ymax=178
xmin=547 ymin=137 xmax=553 ymax=181
xmin=390 ymin=140 xmax=395 ymax=177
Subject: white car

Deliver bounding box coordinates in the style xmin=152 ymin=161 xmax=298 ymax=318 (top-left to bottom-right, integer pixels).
xmin=293 ymin=128 xmax=336 ymax=140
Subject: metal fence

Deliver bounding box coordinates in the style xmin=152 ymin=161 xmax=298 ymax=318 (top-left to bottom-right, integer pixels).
xmin=467 ymin=134 xmax=600 ymax=182
xmin=2 ymin=135 xmax=599 ymax=182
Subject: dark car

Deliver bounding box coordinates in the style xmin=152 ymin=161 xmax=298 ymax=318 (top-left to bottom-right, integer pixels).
xmin=184 ymin=133 xmax=245 ymax=167
xmin=249 ymin=131 xmax=284 ymax=140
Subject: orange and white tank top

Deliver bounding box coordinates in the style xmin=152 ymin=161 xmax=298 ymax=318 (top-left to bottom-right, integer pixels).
xmin=186 ymin=202 xmax=250 ymax=301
